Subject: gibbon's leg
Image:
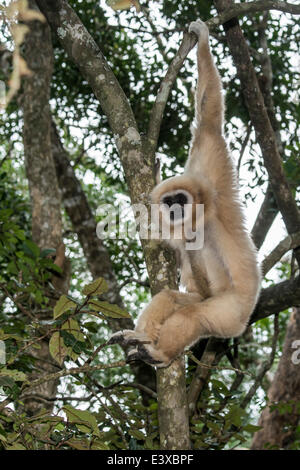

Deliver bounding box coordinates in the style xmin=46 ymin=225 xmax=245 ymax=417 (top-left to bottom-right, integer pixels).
xmin=135 ymin=290 xmax=204 ymax=341
xmin=108 ymin=289 xmax=203 ymax=365
xmin=132 ymin=290 xmax=250 ymax=367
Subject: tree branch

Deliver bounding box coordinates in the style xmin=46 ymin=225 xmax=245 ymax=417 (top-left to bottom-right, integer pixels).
xmin=251 ymin=184 xmax=278 ymax=250
xmin=214 ymin=0 xmax=300 ymax=266
xmin=262 ymin=231 xmax=300 ymax=276
xmin=146 ymin=32 xmax=197 ymax=155
xmin=208 ymin=1 xmax=300 ymax=29
xmin=251 ymin=276 xmax=300 ymax=323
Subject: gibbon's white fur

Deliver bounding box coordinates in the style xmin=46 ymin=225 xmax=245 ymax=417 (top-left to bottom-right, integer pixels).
xmin=109 ymin=19 xmax=261 ymax=367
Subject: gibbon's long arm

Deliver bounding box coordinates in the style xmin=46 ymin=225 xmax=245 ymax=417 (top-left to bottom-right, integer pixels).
xmin=109 ymin=20 xmax=261 ymax=367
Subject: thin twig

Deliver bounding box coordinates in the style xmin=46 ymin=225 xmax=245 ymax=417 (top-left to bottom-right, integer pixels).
xmin=120 ymin=382 xmax=157 ymax=399
xmin=21 ymin=358 xmax=126 ymax=393
xmin=237 ymin=124 xmax=252 ymax=176
xmin=0 ymin=283 xmax=36 ymax=320
xmin=187 ymin=351 xmax=254 ymax=377
xmin=241 ymin=314 xmax=279 ymax=408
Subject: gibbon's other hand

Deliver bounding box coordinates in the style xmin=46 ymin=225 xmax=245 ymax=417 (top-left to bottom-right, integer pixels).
xmin=188 ymin=19 xmax=209 ymax=43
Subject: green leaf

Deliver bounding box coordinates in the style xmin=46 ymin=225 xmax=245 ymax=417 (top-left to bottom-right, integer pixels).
xmin=90 ymin=438 xmax=109 ymax=450
xmin=0 ymin=368 xmax=27 ymax=382
xmin=211 ymin=379 xmax=230 ymax=396
xmin=53 ymin=295 xmax=76 ymax=319
xmin=15 ymin=229 xmax=25 ymax=241
xmin=0 ymin=332 xmax=23 ymax=341
xmin=206 ymin=420 xmax=221 ymax=434
xmin=47 ymin=262 xmax=63 ymax=274
xmin=22 ymin=240 xmax=40 ymax=258
xmin=89 ymin=300 xmax=130 ymax=319
xmin=62 ymin=318 xmax=84 ymax=342
xmin=63 ymin=405 xmax=100 ymax=437
xmin=82 ymin=278 xmax=108 ymax=296
xmin=66 ymin=438 xmax=90 ymax=450
xmin=225 ymin=405 xmax=246 ymax=427
xmin=40 ymin=248 xmax=56 ymax=258
xmin=83 ymin=321 xmax=98 ymax=333
xmin=49 ymin=332 xmax=69 ymax=366
xmin=128 ymin=429 xmax=145 ymax=441
xmin=243 ymin=424 xmax=262 ymax=433
xmin=7 ymin=261 xmax=18 ymax=275
xmin=0 ymin=376 xmax=15 ymax=389
xmin=60 ymin=330 xmax=86 ymax=355
xmin=6 ymin=443 xmax=26 ymax=450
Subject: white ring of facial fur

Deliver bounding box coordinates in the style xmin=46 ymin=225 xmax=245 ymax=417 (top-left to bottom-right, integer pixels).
xmin=159 ymin=189 xmax=194 ymax=227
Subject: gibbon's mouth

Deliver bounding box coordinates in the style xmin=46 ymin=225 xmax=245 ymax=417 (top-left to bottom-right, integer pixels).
xmin=160 ymin=190 xmax=193 ymax=223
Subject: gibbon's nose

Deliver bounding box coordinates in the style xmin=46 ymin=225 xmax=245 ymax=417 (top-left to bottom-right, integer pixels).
xmin=162 ymin=192 xmax=188 ymax=221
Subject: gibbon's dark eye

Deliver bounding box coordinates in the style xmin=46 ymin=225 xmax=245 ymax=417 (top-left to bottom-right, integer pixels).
xmin=162 ymin=193 xmax=188 ymax=221
xmin=175 ymin=193 xmax=188 ymax=206
xmin=162 ymin=193 xmax=188 ymax=208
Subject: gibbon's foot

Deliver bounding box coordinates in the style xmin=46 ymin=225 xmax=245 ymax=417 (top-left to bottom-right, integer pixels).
xmin=107 ymin=329 xmax=151 ymax=348
xmin=127 ymin=342 xmax=171 ymax=368
xmin=188 ymin=19 xmax=209 ymax=42
xmin=108 ymin=330 xmax=168 ymax=366
xmin=126 ymin=345 xmax=164 ymax=366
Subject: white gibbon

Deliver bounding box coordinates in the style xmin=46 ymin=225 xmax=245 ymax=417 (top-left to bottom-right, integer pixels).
xmin=109 ymin=19 xmax=261 ymax=367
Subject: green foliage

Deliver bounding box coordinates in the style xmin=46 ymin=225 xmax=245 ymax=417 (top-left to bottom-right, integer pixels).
xmin=0 ymin=274 xmax=156 ymax=450
xmin=188 ymin=371 xmax=264 ymax=450
xmin=0 ymin=0 xmax=299 ymax=451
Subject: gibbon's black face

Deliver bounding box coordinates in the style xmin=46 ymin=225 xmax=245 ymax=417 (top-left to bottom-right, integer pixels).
xmin=161 ymin=191 xmax=189 ymax=221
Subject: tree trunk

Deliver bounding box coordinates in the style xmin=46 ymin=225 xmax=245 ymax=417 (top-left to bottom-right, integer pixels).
xmin=157 ymin=357 xmax=190 ymax=449
xmin=251 ymin=307 xmax=300 ymax=449
xmin=22 ymin=0 xmax=68 ymax=415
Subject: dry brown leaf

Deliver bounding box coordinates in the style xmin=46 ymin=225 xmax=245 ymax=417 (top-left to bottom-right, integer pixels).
xmin=107 ymin=0 xmax=141 ymax=12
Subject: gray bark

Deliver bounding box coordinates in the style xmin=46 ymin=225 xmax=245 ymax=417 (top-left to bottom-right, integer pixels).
xmin=22 ymin=0 xmax=68 ymax=415
xmin=251 ymin=308 xmax=300 ymax=449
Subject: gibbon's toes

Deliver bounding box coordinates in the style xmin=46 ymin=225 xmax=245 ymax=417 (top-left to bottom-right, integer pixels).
xmin=108 ymin=330 xmax=151 ymax=348
xmin=107 ymin=329 xmax=134 ymax=347
xmin=126 ymin=344 xmax=165 ymax=366
xmin=125 ymin=348 xmax=140 ymax=363
xmin=188 ymin=20 xmax=209 ymax=41
xmin=107 ymin=331 xmax=126 ymax=346
xmin=128 ymin=343 xmax=172 ymax=367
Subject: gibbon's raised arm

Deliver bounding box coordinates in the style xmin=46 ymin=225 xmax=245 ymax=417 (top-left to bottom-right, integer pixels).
xmin=109 ymin=20 xmax=261 ymax=368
